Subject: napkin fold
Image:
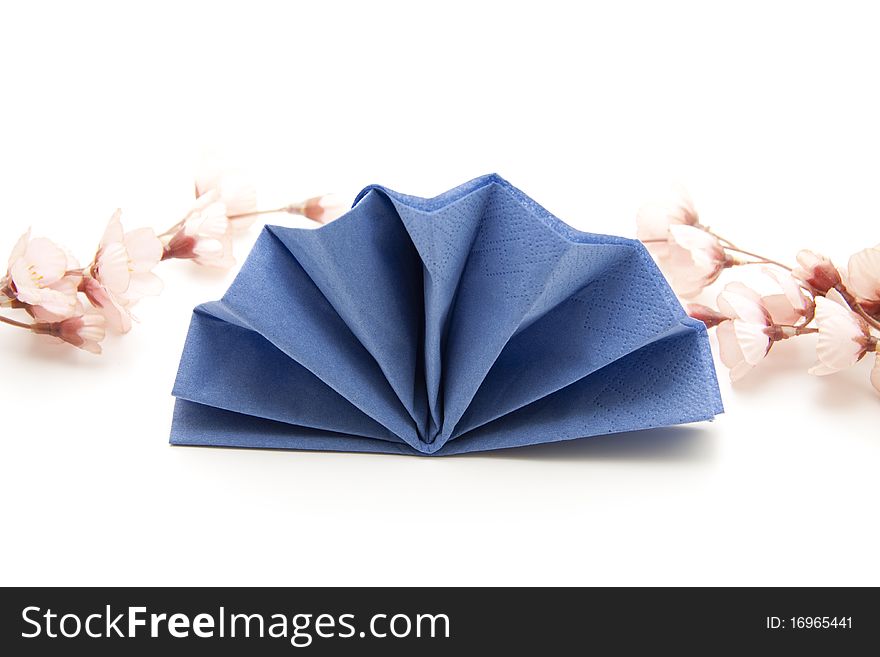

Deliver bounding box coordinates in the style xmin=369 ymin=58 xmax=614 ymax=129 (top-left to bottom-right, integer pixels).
xmin=170 ymin=174 xmax=722 ymax=455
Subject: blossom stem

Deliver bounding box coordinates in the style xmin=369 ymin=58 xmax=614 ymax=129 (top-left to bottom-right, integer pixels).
xmin=158 ymin=204 xmax=314 ymax=240
xmin=835 ymin=286 xmax=880 ymax=332
xmin=704 ymin=229 xmax=740 ymax=250
xmin=768 ymin=324 xmax=819 ymax=341
xmin=722 ymin=246 xmax=792 ymax=271
xmin=855 ymin=308 xmax=880 ymax=332
xmin=640 ymin=235 xmax=792 ymax=271
xmin=228 ymin=207 xmax=293 ymax=219
xmin=0 ymin=314 xmax=33 ymax=331
xmin=229 ymin=205 xmax=327 ymax=222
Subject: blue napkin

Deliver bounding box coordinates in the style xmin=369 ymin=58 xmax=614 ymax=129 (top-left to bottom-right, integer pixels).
xmin=170 ymin=174 xmax=722 ymax=455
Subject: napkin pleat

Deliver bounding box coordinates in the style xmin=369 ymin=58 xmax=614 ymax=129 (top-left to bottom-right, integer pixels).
xmin=441 ymin=320 xmax=723 ymax=454
xmin=382 ymin=186 xmax=492 ymax=441
xmin=172 ymin=400 xmax=416 ymax=454
xmin=172 ymin=304 xmax=402 ymax=442
xmin=451 ymin=245 xmax=690 ymax=436
xmin=219 ymin=228 xmax=422 ymax=448
xmin=267 ymin=192 xmax=430 ymax=438
xmin=430 ymin=184 xmax=634 ymax=447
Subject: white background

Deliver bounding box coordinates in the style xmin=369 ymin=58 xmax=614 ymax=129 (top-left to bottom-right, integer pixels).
xmin=1 ymin=1 xmax=878 ymax=586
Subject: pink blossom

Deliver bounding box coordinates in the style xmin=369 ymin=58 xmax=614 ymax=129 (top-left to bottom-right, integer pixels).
xmin=3 ymin=230 xmax=80 ymax=317
xmin=808 ymin=290 xmax=874 ymax=376
xmin=809 ymin=290 xmax=873 ymax=376
xmin=759 ymin=268 xmax=814 ymax=325
xmin=195 ymin=164 xmax=258 ymax=233
xmin=32 ymin=313 xmax=106 ymax=354
xmin=161 ymin=191 xmax=234 ymax=269
xmin=294 ymin=194 xmax=348 ymax=225
xmin=714 ymin=283 xmax=773 ymax=381
xmin=82 ymin=210 xmax=164 ymax=333
xmin=846 ymin=245 xmax=880 ymax=313
xmin=871 ymin=354 xmax=880 ymax=394
xmin=24 ymin=263 xmax=82 ymax=323
xmin=636 ymin=190 xmax=700 ymax=243
xmin=660 ymin=224 xmax=731 ymax=298
xmin=793 ymin=249 xmax=842 ymax=295
xmin=79 ymin=277 xmax=130 ymax=333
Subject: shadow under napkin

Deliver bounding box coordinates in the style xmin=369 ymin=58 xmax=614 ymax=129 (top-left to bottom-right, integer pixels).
xmin=459 ymin=425 xmax=717 ymax=463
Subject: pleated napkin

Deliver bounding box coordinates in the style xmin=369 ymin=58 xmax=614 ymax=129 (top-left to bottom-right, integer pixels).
xmin=170 ymin=174 xmax=722 ymax=455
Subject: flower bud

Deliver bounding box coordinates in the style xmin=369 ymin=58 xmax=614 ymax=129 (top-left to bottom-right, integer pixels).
xmin=686 ymin=303 xmax=729 ymax=328
xmin=292 ymin=194 xmax=348 ymax=225
xmin=793 ymin=250 xmax=842 ymax=294
xmin=32 ymin=314 xmax=105 ymax=354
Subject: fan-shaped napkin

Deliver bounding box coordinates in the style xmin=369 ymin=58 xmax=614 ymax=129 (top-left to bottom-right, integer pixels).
xmin=170 ymin=174 xmax=722 ymax=455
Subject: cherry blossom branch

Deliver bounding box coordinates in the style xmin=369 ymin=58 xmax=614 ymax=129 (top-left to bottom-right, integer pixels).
xmin=637 ymin=191 xmax=880 ymax=395
xmin=0 ymin=171 xmax=347 ymax=354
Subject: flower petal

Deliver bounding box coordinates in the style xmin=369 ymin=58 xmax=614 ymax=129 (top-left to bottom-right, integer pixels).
xmin=813 ymin=295 xmax=866 ymax=372
xmin=194 ymin=165 xmax=222 ymax=199
xmin=793 ymin=249 xmax=841 ymax=293
xmin=96 ymin=242 xmax=131 ymax=294
xmin=123 ymin=228 xmax=163 ymax=272
xmin=762 ymin=267 xmax=810 ymax=317
xmin=825 ymin=287 xmax=849 ymax=307
xmin=9 ymin=243 xmax=78 ymax=315
xmin=126 ymin=271 xmax=164 ymax=300
xmin=733 ymin=320 xmax=771 ymax=366
xmin=22 ymin=237 xmax=68 ymax=283
xmin=220 ymin=176 xmax=257 ymax=219
xmin=8 ymin=229 xmax=31 ymax=267
xmin=191 ymin=189 xmax=221 ymax=212
xmin=24 ymin=286 xmax=78 ymax=316
xmin=847 ymin=247 xmax=880 ymax=301
xmin=717 ymin=283 xmax=767 ymax=325
xmin=716 ymin=320 xmax=744 ymax=370
xmin=100 ymin=209 xmax=125 ymax=249
xmin=635 ymin=190 xmax=698 ymax=242
xmin=668 ymin=224 xmax=721 ymax=255
xmin=81 ymin=277 xmax=132 ymax=333
xmin=186 ymin=201 xmax=229 ymax=239
xmin=761 ymin=293 xmax=801 ymax=325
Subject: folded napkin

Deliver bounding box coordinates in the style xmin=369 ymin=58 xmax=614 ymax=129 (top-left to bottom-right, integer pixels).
xmin=170 ymin=174 xmax=722 ymax=455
